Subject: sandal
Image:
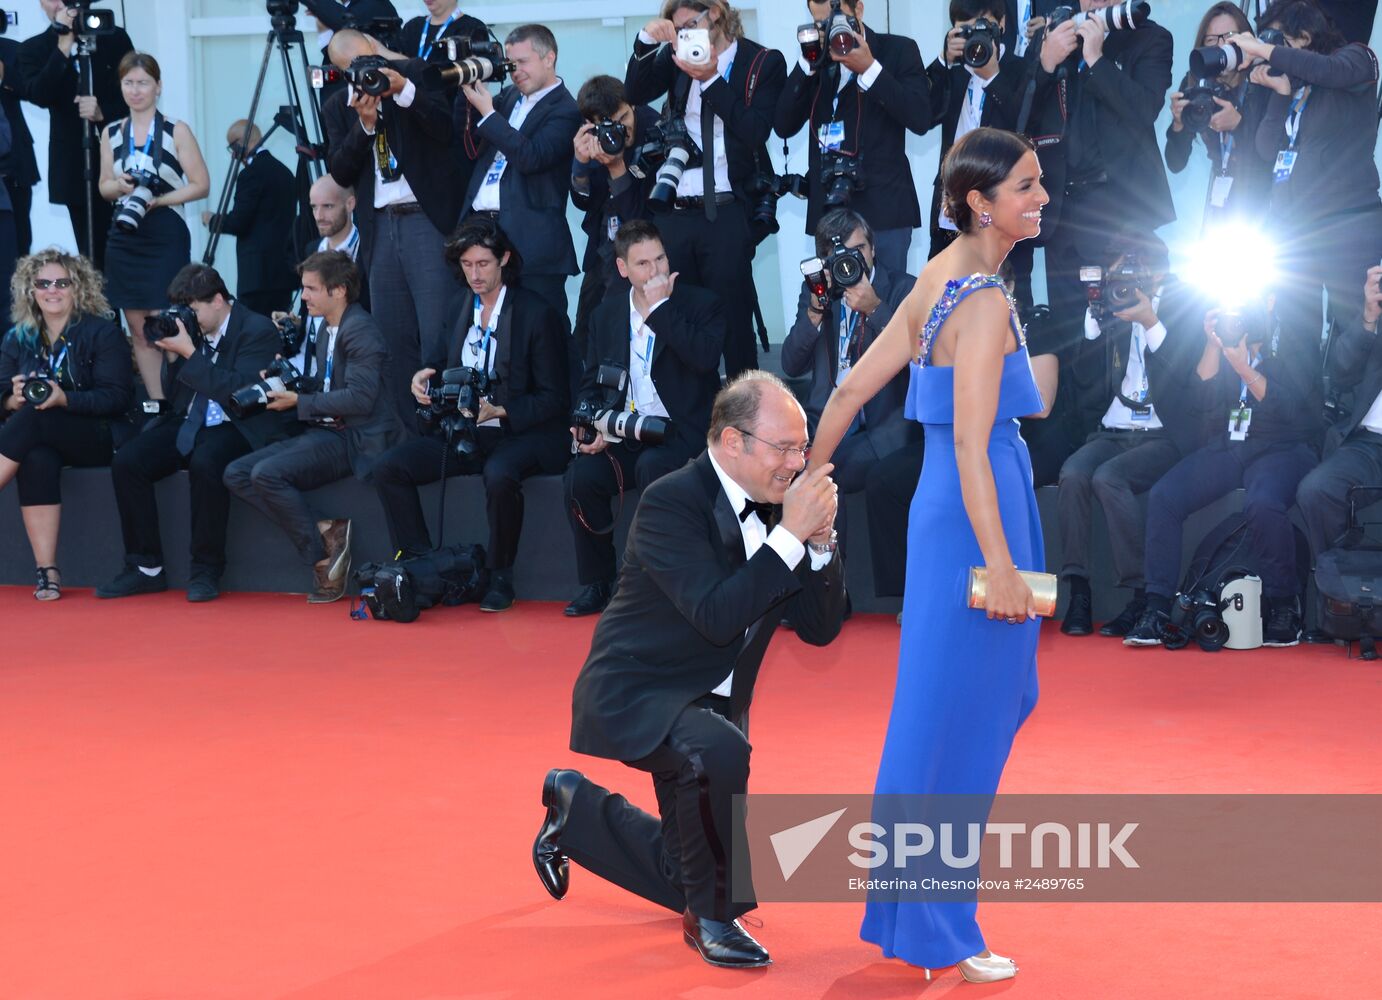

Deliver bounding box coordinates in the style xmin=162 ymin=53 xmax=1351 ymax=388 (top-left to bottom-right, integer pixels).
xmin=34 ymin=565 xmax=61 ymax=602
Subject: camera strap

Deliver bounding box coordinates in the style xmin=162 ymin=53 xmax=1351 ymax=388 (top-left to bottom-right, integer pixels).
xmin=468 ymin=287 xmax=507 ymax=370
xmin=122 ymin=111 xmax=165 ymax=180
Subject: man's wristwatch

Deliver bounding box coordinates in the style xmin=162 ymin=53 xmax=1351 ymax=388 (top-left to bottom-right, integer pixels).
xmin=807 ymin=530 xmax=838 ymax=556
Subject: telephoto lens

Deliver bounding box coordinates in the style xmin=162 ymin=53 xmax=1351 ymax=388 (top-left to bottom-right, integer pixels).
xmin=113 ymin=169 xmax=159 ymax=233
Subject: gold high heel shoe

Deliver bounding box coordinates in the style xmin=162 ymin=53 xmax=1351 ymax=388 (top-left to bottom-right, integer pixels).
xmin=922 ymin=951 xmax=1018 ymax=983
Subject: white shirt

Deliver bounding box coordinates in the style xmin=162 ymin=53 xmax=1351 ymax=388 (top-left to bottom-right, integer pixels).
xmin=352 ymin=81 xmax=422 ymax=209
xmin=322 ymin=325 xmax=340 ymax=393
xmin=671 ymin=37 xmax=737 ymax=198
xmin=706 ymin=450 xmax=833 ymax=697
xmin=472 ymin=80 xmax=564 ymax=212
xmin=1359 ymin=376 xmax=1382 ymax=435
xmin=1085 ymin=302 xmax=1167 ymax=430
xmin=624 ymin=291 xmax=670 ymax=421
xmin=198 ymin=312 xmax=231 ymax=426
xmin=795 ymin=54 xmax=885 ymax=92
xmin=462 ymin=285 xmax=506 ymax=426
xmin=1015 ymin=1 xmax=1034 ymax=58
xmin=939 ymin=58 xmax=1003 ymax=231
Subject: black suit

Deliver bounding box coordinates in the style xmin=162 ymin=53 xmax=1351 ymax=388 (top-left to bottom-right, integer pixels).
xmin=564 ymin=283 xmax=725 ymax=586
xmin=773 ymin=27 xmax=930 ymax=264
xmin=111 ymin=303 xmax=297 ymax=575
xmin=373 ymin=284 xmax=571 ymax=569
xmin=0 ymin=37 xmax=39 ymax=256
xmin=207 ymin=150 xmax=298 ymax=315
xmin=626 ymin=35 xmax=786 ymax=376
xmin=16 ymin=24 xmax=133 ymax=268
xmin=459 ymin=82 xmax=583 ymax=316
xmin=564 ymin=452 xmax=846 ymax=920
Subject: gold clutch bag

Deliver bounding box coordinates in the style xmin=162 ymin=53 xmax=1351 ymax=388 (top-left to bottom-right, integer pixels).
xmin=967 ymin=567 xmax=1059 ymax=618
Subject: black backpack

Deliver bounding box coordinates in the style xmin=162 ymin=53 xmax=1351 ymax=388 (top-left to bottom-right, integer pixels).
xmin=351 ymin=543 xmax=488 ymax=623
xmin=1314 ymin=487 xmax=1382 ymax=652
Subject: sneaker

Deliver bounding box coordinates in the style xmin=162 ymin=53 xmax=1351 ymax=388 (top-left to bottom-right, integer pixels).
xmin=96 ymin=564 xmax=168 ymax=599
xmin=1099 ymin=598 xmax=1147 ymax=637
xmin=186 ymin=566 xmax=221 ymax=603
xmin=1060 ymin=592 xmax=1093 ymax=636
xmin=1123 ymin=607 xmax=1171 ymax=647
xmin=1262 ymin=598 xmax=1302 ymax=647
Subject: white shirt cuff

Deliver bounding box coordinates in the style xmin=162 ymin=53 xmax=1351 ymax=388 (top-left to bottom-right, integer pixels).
xmin=798 ymin=55 xmax=817 ymax=76
xmin=1084 ymin=308 xmax=1101 ymax=340
xmin=478 ymin=110 xmax=495 ymax=126
xmin=638 ymin=29 xmax=657 ymax=46
xmin=394 ymin=79 xmax=417 ymax=108
xmin=644 ymin=296 xmax=669 ymax=317
xmin=765 ymin=525 xmax=806 ymax=571
xmin=808 ymin=547 xmax=834 ymax=571
xmin=1142 ymin=321 xmax=1167 ymax=352
xmin=857 ymin=59 xmax=884 ymax=90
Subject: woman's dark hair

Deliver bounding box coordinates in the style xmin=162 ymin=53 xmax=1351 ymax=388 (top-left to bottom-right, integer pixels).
xmin=298 ymin=250 xmax=361 ymax=304
xmin=950 ymin=0 xmax=1005 ymax=24
xmin=1257 ymin=0 xmax=1346 ymax=54
xmin=940 ymin=127 xmax=1035 ymax=233
xmin=445 ymin=218 xmax=523 ymax=287
xmin=167 ymin=263 xmax=232 ymax=305
xmin=1181 ymin=2 xmax=1254 ymax=88
xmin=118 ymin=51 xmax=162 ymax=82
xmin=577 ymin=75 xmax=626 ymax=121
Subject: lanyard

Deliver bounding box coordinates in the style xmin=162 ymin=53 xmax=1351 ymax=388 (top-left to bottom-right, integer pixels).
xmin=44 ymin=338 xmax=69 ymax=380
xmin=1015 ymin=0 xmax=1032 ymax=57
xmin=417 ymin=12 xmax=457 ymax=59
xmin=324 ymin=327 xmax=337 ymax=386
xmin=1284 ymin=87 xmax=1310 ymax=149
xmin=631 ymin=318 xmax=655 ymax=377
xmin=838 ymin=305 xmax=860 ymax=368
xmin=1219 ymin=132 xmax=1234 ymax=175
xmin=471 ymin=286 xmax=506 ymax=358
xmin=126 ymin=122 xmax=154 ymax=163
xmin=965 ymin=76 xmax=987 ymax=126
xmin=1129 ymin=325 xmax=1148 ymax=400
xmin=1238 ymin=355 xmax=1261 ymax=405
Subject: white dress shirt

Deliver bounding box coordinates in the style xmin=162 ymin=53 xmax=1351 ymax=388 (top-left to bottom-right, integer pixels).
xmin=462 ymin=286 xmax=506 ymax=426
xmin=472 ymin=80 xmax=564 ymax=211
xmin=1085 ymin=300 xmax=1167 ymax=431
xmin=1359 ymin=379 xmax=1382 ymax=435
xmin=352 ymin=80 xmax=422 ymax=209
xmin=625 ymin=291 xmax=670 ymax=421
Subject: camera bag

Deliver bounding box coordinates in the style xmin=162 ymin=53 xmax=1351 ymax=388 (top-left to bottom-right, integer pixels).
xmin=350 ymin=543 xmax=488 ymax=623
xmin=1314 ymin=487 xmax=1382 ymax=643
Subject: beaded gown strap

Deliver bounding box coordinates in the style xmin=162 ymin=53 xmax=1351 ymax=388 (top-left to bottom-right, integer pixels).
xmin=917 ymin=272 xmax=1025 ymax=367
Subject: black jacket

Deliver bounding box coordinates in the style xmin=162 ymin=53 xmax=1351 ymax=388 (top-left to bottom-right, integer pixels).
xmin=296 ymin=302 xmax=410 ymax=476
xmin=774 ymin=28 xmax=930 ymax=233
xmin=1164 ymin=78 xmax=1273 ymax=221
xmin=0 ymin=313 xmax=133 ymax=419
xmin=147 ymin=302 xmax=298 ymax=452
xmin=781 ymin=263 xmax=920 ymax=460
xmin=1190 ymin=330 xmax=1321 ymax=450
xmin=580 ymin=283 xmax=725 ymax=456
xmin=572 ymin=104 xmax=660 ymax=273
xmin=16 ymin=25 xmax=132 ymax=206
xmin=570 ymin=451 xmax=846 ymax=761
xmin=1324 ymin=320 xmax=1382 ymax=449
xmin=458 ymin=83 xmax=583 ymax=278
xmin=625 ymin=35 xmax=786 ymax=208
xmin=0 ymin=37 xmax=39 ymax=191
xmin=208 ymin=150 xmax=298 ymax=297
xmin=433 ymin=284 xmax=570 ymax=437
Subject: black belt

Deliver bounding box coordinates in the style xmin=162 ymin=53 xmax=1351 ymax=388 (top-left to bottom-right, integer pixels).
xmin=672 ymin=192 xmax=736 ymax=212
xmin=470 ymin=209 xmax=501 ymax=223
xmin=1101 ymin=424 xmax=1158 ymax=434
xmin=381 ymin=201 xmax=422 ymax=216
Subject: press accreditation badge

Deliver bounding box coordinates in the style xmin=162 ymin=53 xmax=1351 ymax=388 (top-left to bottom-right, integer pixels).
xmin=1228 ymin=406 xmax=1252 ymax=441
xmin=483 ymin=152 xmax=507 ymax=186
xmin=1272 ymin=150 xmax=1297 ymax=183
xmin=606 ymin=214 xmax=621 ymax=243
xmin=127 ymin=150 xmax=156 ymax=175
xmin=817 ymin=120 xmax=845 ymax=152
xmin=1210 ymin=175 xmax=1233 ymax=207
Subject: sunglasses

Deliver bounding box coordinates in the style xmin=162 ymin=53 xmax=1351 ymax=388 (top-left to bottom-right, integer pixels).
xmin=33 ymin=278 xmax=74 ymax=290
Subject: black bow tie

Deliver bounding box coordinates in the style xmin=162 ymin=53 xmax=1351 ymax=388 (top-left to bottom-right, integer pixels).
xmin=739 ymin=498 xmax=778 ymax=528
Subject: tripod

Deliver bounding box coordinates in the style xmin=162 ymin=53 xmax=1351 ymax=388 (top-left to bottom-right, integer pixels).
xmin=203 ymin=14 xmax=326 ymax=266
xmin=72 ymin=35 xmax=99 ymax=261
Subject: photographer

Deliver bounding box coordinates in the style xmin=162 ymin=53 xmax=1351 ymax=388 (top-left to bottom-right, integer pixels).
xmin=562 ymin=220 xmax=724 ymax=617
xmin=1164 ymin=3 xmax=1274 ymax=224
xmin=1297 ymin=265 xmax=1382 ymax=568
xmin=781 ymin=208 xmax=917 ymax=562
xmin=773 ymin=0 xmax=930 ymax=274
xmin=371 ymin=219 xmax=570 ymax=613
xmin=570 ymin=75 xmax=659 ymax=377
xmin=16 ymin=0 xmax=134 ymax=270
xmin=1054 ymin=233 xmax=1207 ymax=638
xmin=200 ymin=120 xmax=298 ymax=317
xmin=0 ymin=249 xmax=132 ymax=602
xmin=98 ymin=53 xmax=211 ymax=403
xmin=1124 ymin=298 xmax=1320 ymax=649
xmin=1029 ymin=1 xmax=1176 ymax=349
xmin=96 ymin=265 xmax=295 ymax=602
xmin=625 ymin=0 xmax=786 ymax=377
xmin=1246 ymin=0 xmax=1382 ymax=340
xmin=223 ymin=250 xmax=408 ymax=604
xmin=323 ymin=28 xmax=464 ymax=428
xmin=458 ymin=24 xmax=581 ymax=318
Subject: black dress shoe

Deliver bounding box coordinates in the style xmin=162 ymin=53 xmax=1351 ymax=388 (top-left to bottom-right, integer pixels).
xmin=1099 ymin=598 xmax=1146 ymax=637
xmin=186 ymin=566 xmax=221 ymax=603
xmin=480 ymin=571 xmax=515 ymax=612
xmin=1060 ymin=592 xmax=1093 ymax=635
xmin=96 ymin=564 xmax=168 ymax=599
xmin=564 ymin=581 xmax=613 ymax=617
xmin=682 ymin=910 xmax=772 ymax=968
xmin=533 ymin=768 xmax=584 ymax=900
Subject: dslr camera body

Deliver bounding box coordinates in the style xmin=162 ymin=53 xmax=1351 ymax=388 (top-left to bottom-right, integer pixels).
xmin=1162 ymin=586 xmax=1231 ymax=652
xmin=21 ymin=363 xmax=54 ymax=405
xmin=592 ymin=117 xmax=629 ymax=156
xmin=820 ymin=150 xmax=863 ymax=209
xmin=570 ymin=363 xmax=671 ymax=449
xmin=956 ymin=17 xmax=1000 ymax=69
xmin=143 ymin=303 xmax=201 ymax=347
xmin=1081 ymin=255 xmax=1149 ymax=323
xmin=745 ymin=171 xmax=809 ymax=238
xmin=631 ymin=117 xmax=703 ymax=212
xmin=800 ymin=236 xmax=867 ymax=311
xmin=228 ymin=357 xmax=319 ymax=419
xmin=421 ymin=34 xmax=514 ymax=89
xmin=1181 ymin=78 xmax=1236 ymax=133
xmin=421 ymin=365 xmax=498 ymax=456
xmin=113 ymin=168 xmax=160 ymax=233
xmin=1047 ymin=1 xmax=1150 ymax=34
xmin=312 ymin=55 xmax=410 ymax=96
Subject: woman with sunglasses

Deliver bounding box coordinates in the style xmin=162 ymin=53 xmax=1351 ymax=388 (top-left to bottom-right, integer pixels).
xmin=0 ymin=249 xmax=133 ymax=600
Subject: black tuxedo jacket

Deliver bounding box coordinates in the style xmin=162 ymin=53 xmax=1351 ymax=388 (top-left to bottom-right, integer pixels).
xmin=580 ymin=283 xmax=725 ymax=455
xmin=434 ymin=284 xmax=570 ymax=437
xmin=210 ymin=150 xmax=298 ymax=297
xmin=16 ymin=25 xmax=133 ymax=206
xmin=774 ymin=28 xmax=930 ymax=233
xmin=781 ymin=263 xmax=920 ymax=460
xmin=0 ymin=38 xmax=39 ymax=190
xmin=154 ymin=302 xmax=298 ymax=451
xmin=458 ymin=83 xmax=582 ymax=277
xmin=571 ymin=451 xmax=846 ymax=761
xmin=625 ymin=35 xmax=786 ymax=203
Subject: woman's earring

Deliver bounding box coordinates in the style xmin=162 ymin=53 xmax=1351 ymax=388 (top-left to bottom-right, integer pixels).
xmin=979 ymin=211 xmax=993 ymax=229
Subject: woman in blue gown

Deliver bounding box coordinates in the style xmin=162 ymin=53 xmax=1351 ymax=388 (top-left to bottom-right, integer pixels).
xmin=807 ymin=128 xmax=1055 ymax=984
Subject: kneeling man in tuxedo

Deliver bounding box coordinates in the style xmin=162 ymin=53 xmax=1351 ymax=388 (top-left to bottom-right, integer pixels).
xmin=535 ymin=370 xmax=846 ymax=968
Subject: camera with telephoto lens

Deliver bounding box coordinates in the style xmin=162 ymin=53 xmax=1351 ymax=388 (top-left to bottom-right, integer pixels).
xmin=632 ymin=118 xmax=702 ymax=213
xmin=419 ymin=365 xmax=496 ymax=456
xmin=745 ymin=172 xmax=808 ymax=238
xmin=824 ymin=235 xmax=867 ymax=293
xmin=592 ymin=117 xmax=629 ymax=156
xmin=143 ymin=304 xmax=201 ymax=347
xmin=1047 ymin=1 xmax=1150 ymax=33
xmin=570 ymin=363 xmax=671 ymax=448
xmin=957 ymin=17 xmax=1000 ymax=68
xmin=112 ymin=168 xmax=159 ymax=233
xmin=1081 ymin=255 xmax=1148 ymax=323
xmin=421 ymin=34 xmax=513 ymax=89
xmin=820 ymin=150 xmax=863 ymax=209
xmin=1162 ymin=587 xmax=1230 ymax=652
xmin=227 ymin=357 xmax=318 ymax=419
xmin=1189 ymin=26 xmax=1284 ymax=79
xmin=21 ymin=363 xmax=53 ymax=405
xmin=1181 ymin=78 xmax=1236 ymax=133
xmin=823 ymin=0 xmax=860 ymax=57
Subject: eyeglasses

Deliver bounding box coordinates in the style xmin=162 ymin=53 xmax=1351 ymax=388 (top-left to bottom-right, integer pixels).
xmin=734 ymin=427 xmax=811 ymax=461
xmin=676 ymin=7 xmax=710 ymax=29
xmin=33 ymin=278 xmax=74 ymax=290
xmin=1203 ymin=31 xmax=1235 ymax=46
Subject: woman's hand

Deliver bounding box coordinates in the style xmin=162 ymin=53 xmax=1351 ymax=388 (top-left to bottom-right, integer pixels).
xmin=983 ymin=565 xmax=1037 ymax=623
xmin=1168 ymin=90 xmax=1186 ymax=131
xmin=1229 ymin=31 xmax=1272 ymax=65
xmin=1250 ymin=63 xmax=1292 ymax=96
xmin=4 ymin=374 xmax=23 ymax=411
xmin=114 ymin=173 xmax=136 ymax=197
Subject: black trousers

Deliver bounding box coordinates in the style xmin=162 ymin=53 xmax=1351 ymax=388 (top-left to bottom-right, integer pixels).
xmin=111 ymin=418 xmax=254 ymax=571
xmin=0 ymin=407 xmax=113 ymax=506
xmin=656 ymin=199 xmax=756 ymax=378
xmin=863 ymin=439 xmax=924 ymax=598
xmin=565 ymin=437 xmax=698 ymax=585
xmin=236 ymin=288 xmax=295 ymax=319
xmin=5 ymin=177 xmax=33 ymax=256
xmin=561 ymin=696 xmax=754 ymax=922
xmin=1297 ymin=429 xmax=1382 ymax=560
xmin=64 ymin=188 xmax=115 ymax=272
xmin=372 ymin=425 xmax=570 ymax=568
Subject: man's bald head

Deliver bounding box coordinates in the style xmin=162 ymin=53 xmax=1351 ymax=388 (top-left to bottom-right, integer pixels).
xmin=327 ymin=29 xmax=378 ymax=69
xmin=226 ymin=120 xmax=262 ymax=152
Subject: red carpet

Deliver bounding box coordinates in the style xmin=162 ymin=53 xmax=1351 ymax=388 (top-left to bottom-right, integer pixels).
xmin=1 ymin=587 xmax=1379 ymax=1000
